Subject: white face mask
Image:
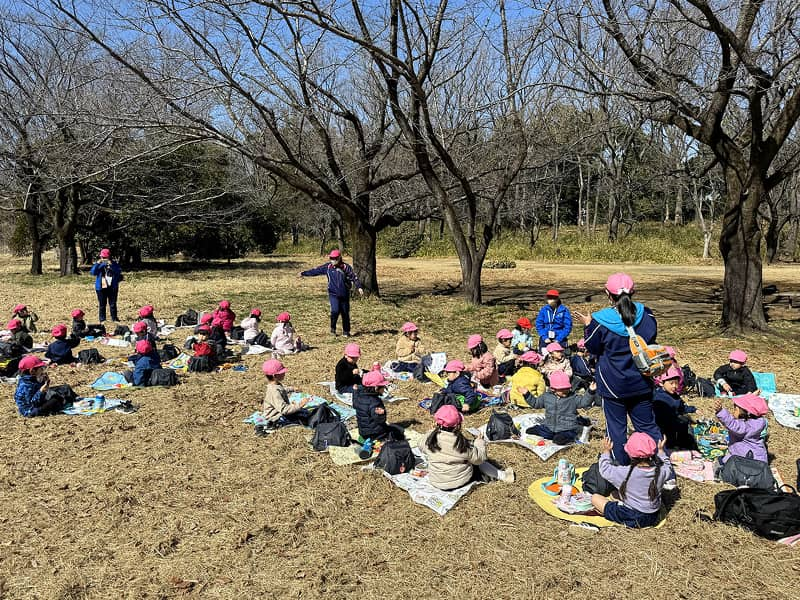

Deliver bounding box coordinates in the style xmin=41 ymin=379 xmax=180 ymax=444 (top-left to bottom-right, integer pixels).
xmin=546 ymin=298 xmax=557 ymax=306
xmin=330 ymin=260 xmax=338 ymax=265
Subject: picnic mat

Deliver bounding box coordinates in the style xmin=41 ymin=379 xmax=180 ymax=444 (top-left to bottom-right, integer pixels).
xmin=670 ymin=450 xmax=717 ymax=483
xmin=470 ymin=413 xmax=576 ymax=461
xmin=328 ymin=428 xmax=425 ymax=466
xmin=767 ymin=393 xmax=800 ymax=429
xmin=62 ymin=398 xmax=125 ymax=415
xmin=167 ymin=353 xmax=191 ymax=372
xmin=90 ymin=372 xmax=133 ymax=391
xmin=692 ymin=419 xmax=729 ymax=461
xmin=244 ymin=394 xmax=356 ymax=427
xmin=317 ymin=382 xmax=407 ymax=406
xmin=244 ymin=344 xmax=271 ymax=355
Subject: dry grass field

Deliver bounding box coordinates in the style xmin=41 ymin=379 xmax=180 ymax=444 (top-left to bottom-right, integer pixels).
xmin=1 ymin=252 xmax=799 ymax=599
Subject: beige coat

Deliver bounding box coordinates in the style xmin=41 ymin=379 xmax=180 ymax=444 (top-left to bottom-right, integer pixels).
xmin=493 ymin=342 xmax=515 ymax=365
xmin=395 ymin=335 xmax=426 ymax=363
xmin=418 ymin=430 xmax=487 ymax=490
xmin=261 ymin=383 xmax=303 ymax=423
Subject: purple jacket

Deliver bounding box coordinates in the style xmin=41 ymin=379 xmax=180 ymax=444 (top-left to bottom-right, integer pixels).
xmin=716 ymin=408 xmax=768 ymax=463
xmin=599 ymin=450 xmax=671 ymax=514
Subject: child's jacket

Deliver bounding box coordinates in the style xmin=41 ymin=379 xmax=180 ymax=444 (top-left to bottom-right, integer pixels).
xmin=14 ymin=375 xmax=46 ymax=417
xmin=132 ymin=352 xmax=162 ymax=386
xmin=508 ymin=366 xmax=547 ymax=406
xmin=45 ymin=336 xmax=80 ymax=365
xmin=598 ymin=450 xmax=671 ymax=514
xmin=468 ymin=353 xmax=498 ymax=388
xmin=262 ymin=383 xmax=304 ymax=423
xmin=270 ymin=323 xmax=296 ymax=353
xmin=712 ymin=364 xmax=757 ymax=396
xmin=353 ymin=388 xmax=389 ymax=439
xmin=442 ymin=374 xmax=480 ymax=410
xmin=716 ymin=408 xmax=768 ymax=463
xmin=396 ymin=335 xmax=425 ymax=363
xmin=522 ymin=389 xmax=597 ymax=433
xmin=418 ymin=431 xmax=487 ymax=490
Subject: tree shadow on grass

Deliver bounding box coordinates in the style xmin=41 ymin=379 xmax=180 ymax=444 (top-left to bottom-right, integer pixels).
xmin=128 ymin=259 xmax=303 ymax=273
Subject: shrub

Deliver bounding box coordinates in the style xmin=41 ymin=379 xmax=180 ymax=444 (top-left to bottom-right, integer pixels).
xmin=381 ymin=223 xmax=424 ymax=258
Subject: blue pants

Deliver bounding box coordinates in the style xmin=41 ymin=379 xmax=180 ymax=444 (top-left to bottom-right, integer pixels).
xmin=526 ymin=423 xmax=580 ymax=445
xmin=603 ymin=393 xmax=660 ymax=466
xmin=329 ymin=294 xmax=351 ymax=334
xmin=96 ymin=287 xmax=119 ymax=322
xmin=394 ymin=361 xmax=418 ymax=373
xmin=603 ymin=501 xmax=660 ymax=528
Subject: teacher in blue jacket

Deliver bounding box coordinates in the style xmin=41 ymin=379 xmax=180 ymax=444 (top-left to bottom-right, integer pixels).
xmin=576 ymin=273 xmax=661 ymax=465
xmin=534 ymin=288 xmax=572 ymax=351
xmin=89 ymin=248 xmax=123 ymax=323
xmin=300 ymin=249 xmax=363 ymax=337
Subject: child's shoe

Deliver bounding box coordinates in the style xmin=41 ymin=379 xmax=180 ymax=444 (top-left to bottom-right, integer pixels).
xmin=501 ymin=468 xmax=515 ymax=483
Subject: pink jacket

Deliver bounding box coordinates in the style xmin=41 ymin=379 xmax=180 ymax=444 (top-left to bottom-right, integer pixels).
xmin=468 ymin=352 xmax=499 ymax=388
xmin=212 ymin=308 xmax=236 ymax=332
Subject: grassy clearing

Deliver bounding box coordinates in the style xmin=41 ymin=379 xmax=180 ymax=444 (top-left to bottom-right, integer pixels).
xmin=1 ymin=252 xmax=799 ymax=599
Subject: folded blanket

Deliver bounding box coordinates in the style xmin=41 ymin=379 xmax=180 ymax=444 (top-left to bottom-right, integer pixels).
xmin=471 ymin=413 xmax=575 ymax=461
xmin=90 ymin=372 xmax=133 ymax=391
xmin=767 ymin=393 xmax=800 ymax=429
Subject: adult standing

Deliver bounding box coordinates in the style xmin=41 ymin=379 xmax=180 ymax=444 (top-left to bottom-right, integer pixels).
xmin=576 ymin=273 xmax=661 ymax=465
xmin=89 ymin=248 xmax=123 ymax=323
xmin=299 ymin=249 xmax=363 ymax=337
xmin=534 ymin=289 xmax=572 ymax=351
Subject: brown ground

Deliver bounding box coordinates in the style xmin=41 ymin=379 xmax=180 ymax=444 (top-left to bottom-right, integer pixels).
xmin=0 ymin=253 xmax=799 ymax=599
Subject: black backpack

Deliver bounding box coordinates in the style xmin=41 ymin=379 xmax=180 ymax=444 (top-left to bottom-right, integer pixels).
xmin=719 ymin=452 xmax=776 ymax=490
xmin=86 ymin=324 xmax=107 ymax=337
xmin=78 ymin=348 xmax=104 ymax=365
xmin=311 ymin=421 xmax=352 ymax=451
xmin=581 ymin=462 xmax=617 ymax=496
xmin=112 ymin=325 xmax=129 ymax=337
xmin=485 ymin=410 xmax=520 ymax=441
xmin=714 ymin=486 xmax=800 ymax=540
xmin=158 ymin=344 xmax=180 ymax=362
xmin=230 ymin=326 xmax=245 ymax=341
xmin=374 ymin=439 xmax=416 ymax=475
xmin=695 ymin=377 xmax=717 ymax=398
xmin=0 ymin=341 xmax=24 ymax=359
xmin=175 ymin=309 xmax=198 ymax=327
xmin=147 ymin=368 xmax=178 ymax=387
xmin=0 ymin=356 xmax=21 ymax=376
xmin=681 ymin=364 xmax=697 ymax=388
xmin=428 ymin=391 xmax=461 ymax=415
xmin=45 ymin=384 xmax=79 ymax=406
xmin=188 ymin=355 xmax=214 ymax=372
xmin=307 ymin=403 xmax=338 ymax=429
xmin=251 ymin=332 xmax=271 ymax=347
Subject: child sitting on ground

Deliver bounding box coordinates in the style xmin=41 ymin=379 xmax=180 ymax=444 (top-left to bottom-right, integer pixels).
xmin=14 ymin=356 xmax=64 ymax=417
xmin=419 ymin=405 xmax=515 ymax=491
xmin=212 ymin=300 xmax=236 ymax=333
xmin=534 ymin=289 xmax=572 ymax=351
xmin=713 ymin=350 xmax=758 ymax=396
xmin=194 ymin=313 xmax=214 ymax=334
xmin=394 ymin=321 xmax=427 ymax=372
xmin=12 ymin=304 xmax=38 ymax=333
xmin=130 ymin=340 xmax=162 ymax=386
xmin=540 ymin=342 xmax=572 ymax=382
xmin=591 ymin=434 xmax=670 ymax=528
xmin=508 ymin=351 xmax=546 ymax=407
xmin=132 ymin=321 xmax=157 ymax=346
xmin=713 ymin=393 xmax=768 ymax=464
xmin=663 ymin=346 xmax=685 ymax=393
xmin=493 ymin=329 xmax=518 ymax=378
xmin=441 ymin=359 xmax=481 ymax=413
xmin=520 ymin=370 xmax=597 ymax=444
xmin=6 ymin=319 xmax=33 ymax=349
xmin=335 ymin=343 xmax=363 ymax=394
xmin=137 ymin=305 xmax=158 ymax=338
xmin=188 ymin=326 xmax=217 ymax=372
xmin=511 ymin=317 xmax=533 ymax=353
xmin=209 ymin=317 xmax=228 ymax=356
xmin=259 ymin=359 xmax=310 ymax=430
xmin=569 ymin=338 xmax=595 ymax=390
xmin=241 ymin=309 xmax=263 ymax=344
xmin=353 ymin=368 xmax=403 ymax=442
xmin=271 ymin=312 xmax=302 ymax=355
xmin=45 ymin=324 xmax=79 ymax=365
xmin=71 ymin=309 xmax=89 ymax=338
xmin=465 ymin=334 xmax=499 ymax=388
xmin=653 ymin=365 xmax=696 ymax=450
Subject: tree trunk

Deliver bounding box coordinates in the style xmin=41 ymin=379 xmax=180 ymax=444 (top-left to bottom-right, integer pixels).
xmin=764 ymin=209 xmax=782 ymax=264
xmin=291 ymin=225 xmax=300 ymax=246
xmin=57 ymin=234 xmax=79 ymax=276
xmin=674 ymin=185 xmax=684 ymax=225
xmin=25 ymin=211 xmax=44 ymax=275
xmin=343 ymin=211 xmax=379 ymax=296
xmin=462 ymin=251 xmax=485 ymax=305
xmin=608 ymin=191 xmax=621 ymax=242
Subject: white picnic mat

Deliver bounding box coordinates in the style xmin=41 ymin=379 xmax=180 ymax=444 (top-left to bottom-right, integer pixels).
xmin=768 ymin=393 xmax=800 ymax=429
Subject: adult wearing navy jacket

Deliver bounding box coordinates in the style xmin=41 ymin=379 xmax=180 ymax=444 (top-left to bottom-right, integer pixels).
xmin=89 ymin=248 xmax=123 ymax=323
xmin=577 ymin=273 xmax=661 ymax=465
xmin=299 ymin=249 xmax=363 ymax=337
xmin=534 ymin=289 xmax=572 ymax=350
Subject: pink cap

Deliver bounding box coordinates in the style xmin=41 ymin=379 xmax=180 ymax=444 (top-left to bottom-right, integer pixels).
xmin=135 ymin=340 xmax=153 ymax=354
xmin=444 ymin=359 xmax=465 ymax=372
xmin=496 ymin=328 xmax=513 ymax=340
xmin=196 ymin=325 xmax=211 ymax=334
xmin=576 ymin=338 xmax=586 ymax=350
xmin=6 ymin=318 xmax=22 ymax=330
xmin=400 ymin=321 xmax=418 ymax=333
xmin=664 ymin=346 xmax=676 ymax=359
xmin=51 ymin=324 xmax=67 ymax=338
xmin=200 ymin=313 xmax=213 ymax=325
xmin=132 ymin=321 xmax=148 ymax=333
xmin=71 ymin=309 xmax=85 ymax=319
xmin=219 ymin=300 xmax=231 ymax=309
xmin=732 ymin=393 xmax=768 ymax=417
xmin=363 ymin=370 xmax=389 ymax=387
xmin=729 ymin=349 xmax=748 ymax=364
xmin=545 ymin=342 xmax=564 ymax=353
xmin=434 ymin=404 xmax=463 ymax=428
xmin=516 ymin=317 xmax=532 ymax=329
xmin=655 ymin=364 xmax=682 ymax=385
xmin=329 ymin=249 xmax=341 ymax=259
xmin=276 ymin=311 xmax=291 ymax=322
xmin=519 ymin=351 xmax=542 ymax=365
xmin=261 ymin=359 xmax=287 ymax=376
xmin=344 ymin=343 xmax=361 ymax=358
xmin=12 ymin=304 xmax=26 ymax=313
xmin=467 ymin=334 xmax=483 ymax=349
xmin=605 ymin=272 xmax=635 ymax=295
xmin=548 ymin=370 xmax=571 ymax=390
xmin=623 ymin=432 xmax=657 ymax=459
xmin=138 ymin=305 xmax=154 ymax=317
xmin=18 ymin=355 xmax=45 ymax=372
xmin=250 ymin=309 xmax=262 ymax=318
xmin=99 ymin=248 xmax=111 ymax=258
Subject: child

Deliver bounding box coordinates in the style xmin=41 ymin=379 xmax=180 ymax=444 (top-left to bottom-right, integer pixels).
xmin=241 ymin=309 xmax=263 ymax=344
xmin=653 ymin=365 xmax=696 ymax=450
xmin=131 ymin=340 xmax=162 ymax=386
xmin=212 ymin=300 xmax=236 ymax=333
xmin=508 ymin=351 xmax=547 ymax=406
xmin=136 ymin=305 xmax=158 ymax=338
xmin=132 ymin=321 xmax=157 ymax=346
xmin=713 ymin=350 xmax=757 ymax=396
xmin=493 ymin=329 xmax=518 ymax=378
xmin=441 ymin=359 xmax=481 ymax=413
xmin=188 ymin=325 xmax=217 ymax=372
xmin=520 ymin=370 xmax=598 ymax=444
xmin=209 ymin=317 xmax=228 ymax=356
xmin=271 ymin=311 xmax=301 ymax=354
xmin=591 ymin=434 xmax=670 ymax=528
xmin=570 ymin=338 xmax=595 ymax=389
xmin=540 ymin=342 xmax=572 ymax=382
xmin=6 ymin=319 xmax=33 ymax=349
xmin=12 ymin=304 xmax=38 ymax=333
xmin=418 ymin=405 xmax=515 ymax=491
xmin=335 ymin=343 xmax=363 ymax=394
xmin=71 ymin=309 xmax=89 ymax=338
xmin=511 ymin=317 xmax=533 ymax=353
xmin=14 ymin=355 xmax=64 ymax=417
xmin=44 ymin=324 xmax=79 ymax=365
xmin=260 ymin=359 xmax=310 ymax=428
xmin=713 ymin=393 xmax=768 ymax=464
xmin=534 ymin=289 xmax=572 ymax=351
xmin=194 ymin=313 xmax=214 ymax=334
xmin=394 ymin=321 xmax=427 ymax=372
xmin=353 ymin=368 xmax=402 ymax=441
xmin=466 ymin=334 xmax=499 ymax=388
xmin=663 ymin=346 xmax=685 ymax=394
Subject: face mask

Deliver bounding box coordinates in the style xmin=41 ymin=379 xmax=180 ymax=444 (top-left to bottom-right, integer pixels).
xmin=547 ymin=299 xmax=557 ymax=306
xmin=330 ymin=260 xmax=338 ymax=265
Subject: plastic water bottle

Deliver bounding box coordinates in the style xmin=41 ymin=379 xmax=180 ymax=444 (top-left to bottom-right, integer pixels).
xmin=94 ymin=394 xmax=105 ymax=410
xmin=359 ymin=438 xmax=373 ymax=459
xmin=557 ymin=458 xmax=571 ymax=486
xmin=579 ymin=426 xmax=591 ymax=444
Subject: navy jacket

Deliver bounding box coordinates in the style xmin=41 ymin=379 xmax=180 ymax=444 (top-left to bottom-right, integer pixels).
xmin=353 ymin=388 xmax=390 ymax=439
xmin=14 ymin=375 xmax=46 ymax=417
xmin=132 ymin=352 xmax=162 ymax=386
xmin=583 ymin=303 xmax=657 ymax=399
xmin=90 ymin=260 xmax=123 ymax=291
xmin=442 ymin=374 xmax=479 ymax=410
xmin=45 ymin=335 xmax=80 ymax=365
xmin=535 ymin=303 xmax=572 ymax=346
xmin=301 ymin=262 xmax=361 ymax=297
xmin=570 ymin=354 xmax=594 ymax=381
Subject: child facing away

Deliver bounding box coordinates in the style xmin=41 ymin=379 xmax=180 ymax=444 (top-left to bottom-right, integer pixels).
xmin=132 ymin=321 xmax=157 ymax=346
xmin=441 ymin=359 xmax=481 ymax=413
xmin=713 ymin=393 xmax=769 ymax=464
xmin=271 ymin=312 xmax=303 ymax=355
xmin=508 ymin=351 xmax=547 ymax=407
xmin=394 ymin=321 xmax=427 ymax=372
xmin=591 ymin=434 xmax=670 ymax=528
xmin=539 ymin=342 xmax=573 ymax=382
xmin=188 ymin=325 xmax=217 ymax=372
xmin=569 ymin=338 xmax=595 ymax=389
xmin=418 ymin=405 xmax=515 ymax=491
xmin=241 ymin=309 xmax=263 ymax=344
xmin=353 ymin=368 xmax=403 ymax=442
xmin=129 ymin=340 xmax=163 ymax=386
xmin=653 ymin=365 xmax=696 ymax=450
xmin=209 ymin=318 xmax=228 ymax=356
xmin=713 ymin=350 xmax=758 ymax=396
xmin=6 ymin=319 xmax=33 ymax=349
xmin=14 ymin=355 xmax=64 ymax=417
xmin=520 ymin=370 xmax=598 ymax=444
xmin=44 ymin=324 xmax=80 ymax=365
xmin=212 ymin=300 xmax=236 ymax=333
xmin=335 ymin=343 xmax=363 ymax=394
xmin=194 ymin=313 xmax=214 ymax=334
xmin=493 ymin=329 xmax=518 ymax=378
xmin=259 ymin=359 xmax=310 ymax=430
xmin=534 ymin=289 xmax=572 ymax=351
xmin=137 ymin=305 xmax=158 ymax=338
xmin=511 ymin=317 xmax=533 ymax=353
xmin=12 ymin=304 xmax=38 ymax=333
xmin=465 ymin=334 xmax=499 ymax=388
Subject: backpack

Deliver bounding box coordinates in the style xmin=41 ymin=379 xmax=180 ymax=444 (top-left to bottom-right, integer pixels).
xmin=112 ymin=325 xmax=129 ymax=337
xmin=428 ymin=391 xmax=461 ymax=415
xmin=485 ymin=410 xmax=520 ymax=441
xmin=78 ymin=348 xmax=104 ymax=365
xmin=307 ymin=403 xmax=338 ymax=429
xmin=147 ymin=368 xmax=178 ymax=387
xmin=694 ymin=377 xmax=717 ymax=398
xmin=188 ymin=355 xmax=213 ymax=372
xmin=719 ymin=452 xmax=776 ymax=490
xmin=252 ymin=332 xmax=271 ymax=347
xmin=713 ymin=486 xmax=800 ymax=540
xmin=158 ymin=344 xmax=179 ymax=362
xmin=625 ymin=325 xmax=671 ymax=378
xmin=0 ymin=341 xmax=24 ymax=359
xmin=45 ymin=384 xmax=78 ymax=406
xmin=580 ymin=462 xmax=617 ymax=496
xmin=230 ymin=326 xmax=245 ymax=341
xmin=0 ymin=357 xmax=21 ymax=376
xmin=681 ymin=364 xmax=697 ymax=388
xmin=175 ymin=309 xmax=198 ymax=327
xmin=374 ymin=439 xmax=416 ymax=475
xmin=311 ymin=421 xmax=352 ymax=451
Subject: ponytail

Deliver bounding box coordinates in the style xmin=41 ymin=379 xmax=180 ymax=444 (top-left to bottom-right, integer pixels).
xmin=426 ymin=426 xmax=442 ymax=452
xmin=611 ymin=292 xmax=637 ymax=327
